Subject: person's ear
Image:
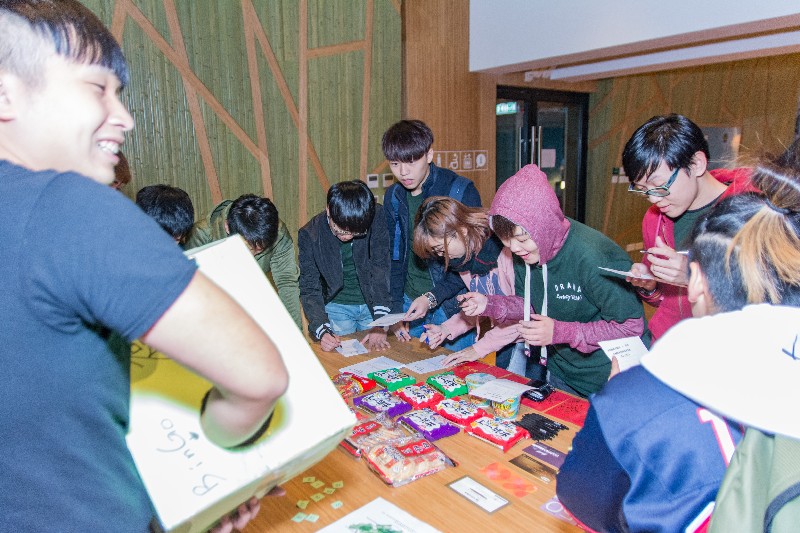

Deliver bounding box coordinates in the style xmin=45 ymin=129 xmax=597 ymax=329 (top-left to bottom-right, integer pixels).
xmin=0 ymin=72 xmax=21 ymax=121
xmin=425 ymin=148 xmax=434 ymax=164
xmin=689 ymin=150 xmax=709 ymax=178
xmin=688 ymin=261 xmax=714 ymax=316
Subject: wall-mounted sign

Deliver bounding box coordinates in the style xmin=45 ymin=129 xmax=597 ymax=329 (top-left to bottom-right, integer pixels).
xmin=433 ymin=150 xmax=489 ymax=172
xmin=496 ymin=102 xmax=518 ymax=115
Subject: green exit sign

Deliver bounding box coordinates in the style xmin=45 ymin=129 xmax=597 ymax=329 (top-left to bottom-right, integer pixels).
xmin=496 ymin=102 xmax=518 ymax=115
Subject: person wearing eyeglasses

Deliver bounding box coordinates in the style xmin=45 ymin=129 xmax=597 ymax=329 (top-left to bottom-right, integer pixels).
xmin=298 ymin=180 xmax=392 ymax=351
xmin=622 ymin=114 xmax=754 ymax=340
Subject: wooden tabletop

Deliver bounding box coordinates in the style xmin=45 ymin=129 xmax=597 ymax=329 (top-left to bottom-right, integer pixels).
xmin=244 ymin=336 xmax=584 ymax=532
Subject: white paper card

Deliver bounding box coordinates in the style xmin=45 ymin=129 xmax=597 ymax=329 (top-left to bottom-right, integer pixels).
xmin=335 ymin=339 xmax=368 ymax=357
xmin=598 ymin=266 xmax=654 ymax=280
xmin=449 ymin=476 xmax=509 ymax=513
xmin=598 ymin=336 xmax=649 ymax=371
xmin=367 ymin=313 xmax=407 ymax=327
xmin=404 ymin=354 xmax=448 ymax=374
xmin=319 ymin=497 xmax=441 ymax=533
xmin=339 ymin=356 xmax=405 ymax=378
xmin=469 ymin=378 xmax=533 ymax=402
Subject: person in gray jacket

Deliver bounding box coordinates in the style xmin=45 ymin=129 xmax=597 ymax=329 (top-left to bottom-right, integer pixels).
xmin=299 ymin=181 xmax=392 ymax=351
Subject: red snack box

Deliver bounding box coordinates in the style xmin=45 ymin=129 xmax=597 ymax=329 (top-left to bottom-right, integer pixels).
xmin=434 ymin=398 xmax=488 ymax=427
xmin=395 ymin=384 xmax=445 ymax=410
xmin=465 ymin=416 xmax=530 ymax=452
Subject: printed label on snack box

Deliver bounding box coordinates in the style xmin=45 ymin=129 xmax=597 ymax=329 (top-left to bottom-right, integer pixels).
xmin=350 ymin=420 xmax=381 ymax=437
xmin=397 ymin=439 xmax=436 ymax=457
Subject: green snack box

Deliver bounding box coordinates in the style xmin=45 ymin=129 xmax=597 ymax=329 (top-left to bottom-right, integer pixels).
xmin=368 ymin=368 xmax=416 ymax=391
xmin=426 ymin=372 xmax=468 ymax=398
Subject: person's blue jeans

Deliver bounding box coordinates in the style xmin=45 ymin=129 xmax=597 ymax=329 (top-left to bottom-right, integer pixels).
xmin=402 ymin=294 xmax=475 ymax=351
xmin=325 ymin=302 xmax=374 ymax=335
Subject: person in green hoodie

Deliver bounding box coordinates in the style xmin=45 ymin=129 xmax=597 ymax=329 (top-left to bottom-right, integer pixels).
xmin=185 ymin=194 xmax=302 ymax=329
xmin=461 ymin=164 xmax=650 ymax=397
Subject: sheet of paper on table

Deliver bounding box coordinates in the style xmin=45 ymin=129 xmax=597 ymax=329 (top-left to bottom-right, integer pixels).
xmin=469 ymin=378 xmax=534 ymax=402
xmin=404 ymin=354 xmax=448 ymax=374
xmin=335 ymin=338 xmax=368 ymax=357
xmin=598 ymin=266 xmax=654 ymax=280
xmin=126 ymin=236 xmax=356 ymax=533
xmin=367 ymin=312 xmax=407 ymax=327
xmin=318 ymin=497 xmax=441 ymax=533
xmin=598 ymin=336 xmax=649 ymax=372
xmin=339 ymin=356 xmax=406 ymax=378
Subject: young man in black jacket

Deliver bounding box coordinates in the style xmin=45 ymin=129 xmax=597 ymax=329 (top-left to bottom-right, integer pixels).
xmin=382 ymin=120 xmax=481 ymax=351
xmin=298 ymin=180 xmax=392 ymax=351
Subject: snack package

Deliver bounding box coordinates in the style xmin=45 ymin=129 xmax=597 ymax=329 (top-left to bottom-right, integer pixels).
xmin=395 ymin=384 xmax=444 ymax=410
xmin=340 ymin=413 xmax=408 ymax=457
xmin=434 ymin=398 xmax=488 ymax=427
xmin=397 ymin=409 xmax=460 ymax=441
xmin=353 ymin=390 xmax=413 ymax=417
xmin=426 ymin=372 xmax=468 ymax=398
xmin=368 ymin=368 xmax=416 ymax=391
xmin=363 ymin=435 xmax=449 ymax=487
xmin=332 ymin=372 xmax=377 ymax=399
xmin=465 ymin=416 xmax=530 ymax=452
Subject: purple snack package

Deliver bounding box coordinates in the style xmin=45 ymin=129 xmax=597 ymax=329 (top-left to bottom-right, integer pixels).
xmin=398 ymin=409 xmax=460 ymax=441
xmin=353 ymin=390 xmax=413 ymax=417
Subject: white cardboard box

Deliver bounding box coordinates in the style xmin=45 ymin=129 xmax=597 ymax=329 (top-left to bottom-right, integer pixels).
xmin=126 ymin=236 xmax=356 ymax=532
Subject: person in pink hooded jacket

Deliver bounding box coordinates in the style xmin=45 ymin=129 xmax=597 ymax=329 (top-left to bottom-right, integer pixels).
xmin=461 ymin=164 xmax=650 ymax=397
xmin=622 ymin=114 xmax=754 ymax=340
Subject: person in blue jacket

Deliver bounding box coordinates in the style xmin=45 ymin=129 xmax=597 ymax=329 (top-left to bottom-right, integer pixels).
xmin=382 ymin=119 xmax=481 ymax=350
xmin=557 ymin=140 xmax=800 ymax=532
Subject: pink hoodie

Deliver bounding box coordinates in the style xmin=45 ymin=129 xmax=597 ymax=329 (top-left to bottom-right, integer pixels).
xmin=482 ymin=164 xmax=643 ymax=353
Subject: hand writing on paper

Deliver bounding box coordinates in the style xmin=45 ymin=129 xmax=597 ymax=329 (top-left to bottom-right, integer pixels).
xmin=389 ymin=321 xmax=411 ymax=342
xmin=404 ymin=295 xmax=430 ymax=321
xmin=627 ymin=263 xmax=658 ymax=292
xmin=517 ymin=314 xmax=554 ymax=346
xmin=320 ymin=332 xmax=342 ymax=352
xmin=458 ymin=292 xmax=487 ymax=316
xmin=441 ymin=346 xmax=481 ymax=367
xmin=361 ymin=327 xmax=390 ymax=351
xmin=420 ymin=323 xmax=450 ymax=350
xmin=644 ymin=236 xmax=689 ymax=286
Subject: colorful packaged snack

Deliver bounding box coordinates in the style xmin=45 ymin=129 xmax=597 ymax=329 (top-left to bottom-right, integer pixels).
xmin=340 ymin=414 xmax=408 ymax=457
xmin=368 ymin=368 xmax=416 ymax=391
xmin=434 ymin=398 xmax=488 ymax=427
xmin=332 ymin=372 xmax=377 ymax=399
xmin=465 ymin=416 xmax=530 ymax=452
xmin=426 ymin=372 xmax=468 ymax=398
xmin=397 ymin=409 xmax=460 ymax=441
xmin=363 ymin=435 xmax=449 ymax=487
xmin=353 ymin=390 xmax=412 ymax=417
xmin=395 ymin=384 xmax=444 ymax=410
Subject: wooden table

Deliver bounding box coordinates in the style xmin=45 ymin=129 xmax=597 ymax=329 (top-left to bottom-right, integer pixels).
xmin=245 ymin=337 xmax=584 ymax=532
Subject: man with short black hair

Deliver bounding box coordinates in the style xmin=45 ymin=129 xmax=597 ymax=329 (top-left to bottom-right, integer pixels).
xmin=136 ymin=184 xmax=194 ymax=244
xmin=185 ymin=194 xmax=302 ymax=328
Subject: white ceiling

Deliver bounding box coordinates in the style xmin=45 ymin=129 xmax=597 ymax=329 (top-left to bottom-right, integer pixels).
xmin=470 ymin=0 xmax=800 ymax=81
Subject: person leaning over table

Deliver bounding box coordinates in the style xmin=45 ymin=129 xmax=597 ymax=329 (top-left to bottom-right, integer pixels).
xmin=557 ymin=138 xmax=800 ymax=533
xmin=184 ymin=193 xmax=302 ymax=329
xmin=0 ymin=2 xmax=287 ymax=531
xmin=382 ymin=119 xmax=482 ymax=351
xmin=298 ymin=180 xmax=392 ymax=352
xmin=459 ymin=164 xmax=650 ymax=397
xmin=622 ymin=114 xmax=754 ymax=341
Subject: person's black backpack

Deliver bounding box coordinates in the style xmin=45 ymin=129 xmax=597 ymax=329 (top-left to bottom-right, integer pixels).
xmin=709 ymin=428 xmax=800 ymax=533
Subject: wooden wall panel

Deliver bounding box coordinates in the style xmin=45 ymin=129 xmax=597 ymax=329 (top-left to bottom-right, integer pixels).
xmin=81 ymin=0 xmax=401 ymax=241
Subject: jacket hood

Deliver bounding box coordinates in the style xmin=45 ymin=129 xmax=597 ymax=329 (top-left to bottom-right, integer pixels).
xmin=488 ymin=164 xmax=570 ymax=265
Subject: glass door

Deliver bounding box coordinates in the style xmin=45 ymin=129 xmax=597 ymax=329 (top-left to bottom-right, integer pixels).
xmin=496 ymin=87 xmax=589 ymax=222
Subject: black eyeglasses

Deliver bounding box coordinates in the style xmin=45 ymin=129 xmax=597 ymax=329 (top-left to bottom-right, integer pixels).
xmin=628 ymin=168 xmax=680 ymax=197
xmin=327 ymin=216 xmax=367 ymax=238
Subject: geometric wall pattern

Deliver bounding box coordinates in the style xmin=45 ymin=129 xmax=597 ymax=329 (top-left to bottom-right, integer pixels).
xmin=83 ymin=0 xmax=401 ymax=238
